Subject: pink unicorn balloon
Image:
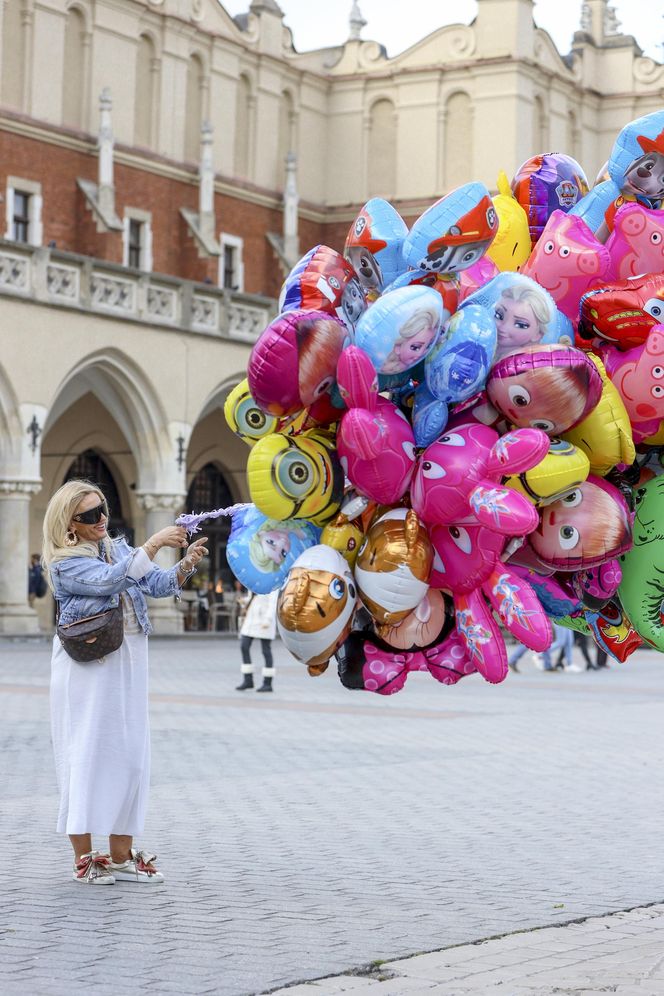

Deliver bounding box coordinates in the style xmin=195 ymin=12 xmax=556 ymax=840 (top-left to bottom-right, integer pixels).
xmin=521 ymin=210 xmax=613 ymax=322
xmin=337 ymin=345 xmax=417 ymax=503
xmin=606 ymin=202 xmax=664 ymax=280
xmin=430 ymin=519 xmax=552 ymax=683
xmin=410 ymin=422 xmax=550 ymax=528
xmin=601 ymin=324 xmax=664 ymax=442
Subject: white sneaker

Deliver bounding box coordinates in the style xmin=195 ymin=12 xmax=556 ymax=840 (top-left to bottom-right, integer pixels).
xmin=73 ymin=851 xmax=115 ymax=884
xmin=110 ymin=848 xmax=164 ymax=884
xmin=565 ymin=664 xmax=584 ymax=673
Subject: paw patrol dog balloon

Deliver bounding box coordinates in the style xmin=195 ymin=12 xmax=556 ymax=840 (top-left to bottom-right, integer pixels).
xmin=344 ymin=198 xmax=409 ymax=299
xmin=279 ymin=245 xmax=366 ymax=330
xmin=277 ymin=546 xmax=358 ymax=673
xmin=355 ymin=508 xmax=433 ymax=624
xmin=352 ymin=284 xmax=444 ymax=378
xmin=248 ymin=310 xmax=347 ymax=418
xmin=227 ymin=506 xmax=319 ymax=594
xmin=402 ymin=182 xmax=498 ymax=276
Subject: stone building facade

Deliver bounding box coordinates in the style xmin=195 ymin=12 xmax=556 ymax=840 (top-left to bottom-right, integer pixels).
xmin=0 ymin=0 xmax=661 ymax=632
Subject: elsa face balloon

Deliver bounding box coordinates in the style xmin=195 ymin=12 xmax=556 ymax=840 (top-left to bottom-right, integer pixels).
xmin=227 ymin=506 xmax=320 ymax=594
xmin=352 ymin=284 xmax=444 ymax=377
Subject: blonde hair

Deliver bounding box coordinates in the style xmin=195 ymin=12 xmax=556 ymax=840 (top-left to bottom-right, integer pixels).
xmin=42 ymin=479 xmax=111 ymax=585
xmin=500 ymin=285 xmax=553 ymax=329
xmin=382 ymin=306 xmax=439 ymax=374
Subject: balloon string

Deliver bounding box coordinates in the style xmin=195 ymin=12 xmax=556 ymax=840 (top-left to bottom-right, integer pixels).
xmin=176 ymin=503 xmax=253 ymax=535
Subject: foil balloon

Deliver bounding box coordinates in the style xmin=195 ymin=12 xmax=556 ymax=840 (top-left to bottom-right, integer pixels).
xmin=486 ymin=171 xmax=532 ymax=272
xmin=279 ymin=245 xmax=367 ymax=330
xmin=562 ymin=354 xmax=635 ymax=472
xmin=585 ymin=599 xmax=642 ymax=663
xmin=569 ymin=110 xmax=664 ymax=236
xmin=619 ymin=476 xmax=664 ymax=651
xmin=336 ymin=624 xmax=476 ymax=695
xmin=528 ymin=476 xmax=632 ymax=571
xmin=457 ymin=255 xmax=500 ymax=301
xmin=336 ymin=346 xmax=417 ymax=503
xmin=411 ymin=423 xmax=549 ymax=528
xmin=577 ymin=273 xmax=664 ymax=349
xmin=511 ymin=152 xmax=589 ymax=247
xmin=487 ymin=344 xmax=603 ymax=435
xmin=224 ymin=378 xmax=281 ymax=446
xmin=601 ymin=325 xmax=664 ymax=443
xmin=247 ymin=429 xmax=344 ymax=526
xmin=344 ymin=198 xmax=409 ymax=299
xmin=505 ymin=437 xmax=590 ymax=505
xmin=462 ymin=271 xmax=573 ymax=365
xmin=320 ymin=513 xmax=364 ymax=568
xmin=521 ymin=210 xmax=613 ymax=322
xmin=354 ymin=508 xmax=433 ymax=625
xmin=412 ymin=304 xmax=497 ymax=447
xmin=605 ymin=202 xmax=664 ymax=280
xmin=277 ymin=545 xmax=358 ymax=674
xmin=248 ymin=309 xmax=347 ymax=418
xmin=352 ymin=284 xmax=444 ymax=378
xmin=402 ymin=181 xmax=498 ymax=275
xmin=375 ymin=589 xmax=449 ymax=650
xmin=571 ymin=560 xmax=622 ymax=613
xmin=226 ymin=506 xmax=320 ymax=594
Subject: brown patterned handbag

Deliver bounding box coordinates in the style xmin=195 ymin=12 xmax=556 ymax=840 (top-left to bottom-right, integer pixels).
xmin=57 ymin=602 xmax=124 ymax=663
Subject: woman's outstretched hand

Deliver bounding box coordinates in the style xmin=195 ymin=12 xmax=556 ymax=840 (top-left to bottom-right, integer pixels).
xmin=181 ymin=537 xmax=209 ymax=573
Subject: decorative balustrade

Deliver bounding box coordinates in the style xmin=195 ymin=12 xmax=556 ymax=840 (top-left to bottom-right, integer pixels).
xmin=0 ymin=240 xmax=275 ymax=342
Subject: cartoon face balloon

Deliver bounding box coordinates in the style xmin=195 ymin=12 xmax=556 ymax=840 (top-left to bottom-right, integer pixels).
xmin=248 ymin=309 xmax=348 ymax=418
xmin=601 ymin=325 xmax=664 ymax=443
xmin=529 ymin=477 xmax=632 ymax=571
xmin=487 ymin=344 xmax=603 ymax=435
xmin=462 ymin=272 xmax=573 ymax=364
xmin=352 ymin=284 xmax=444 ymax=377
xmin=247 ymin=429 xmax=344 ymax=526
xmin=277 ymin=545 xmax=358 ymax=673
xmin=486 ymin=171 xmax=532 ymax=272
xmin=511 ymin=153 xmax=589 ymax=247
xmin=577 ymin=273 xmax=664 ymax=349
xmin=354 ymin=509 xmax=433 ymax=625
xmin=279 ymin=245 xmax=367 ymax=330
xmin=606 ymin=202 xmax=664 ymax=280
xmin=344 ymin=198 xmax=409 ymax=298
xmin=227 ymin=506 xmax=320 ymax=594
xmin=402 ymin=182 xmax=498 ymax=276
xmin=521 ymin=211 xmax=613 ymax=323
xmin=224 ymin=378 xmax=281 ymax=446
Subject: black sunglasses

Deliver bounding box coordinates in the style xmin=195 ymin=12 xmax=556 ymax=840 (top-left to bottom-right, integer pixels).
xmin=72 ymin=501 xmax=108 ymax=525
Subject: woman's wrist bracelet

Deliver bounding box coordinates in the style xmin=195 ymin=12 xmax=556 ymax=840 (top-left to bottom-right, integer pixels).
xmin=143 ymin=539 xmax=160 ymax=559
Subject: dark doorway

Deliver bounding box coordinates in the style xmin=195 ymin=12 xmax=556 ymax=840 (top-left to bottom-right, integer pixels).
xmin=63 ymin=449 xmax=133 ymax=544
xmin=186 ymin=463 xmax=234 ymax=592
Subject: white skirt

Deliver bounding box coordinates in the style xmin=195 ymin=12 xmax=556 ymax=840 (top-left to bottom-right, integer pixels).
xmin=50 ymin=633 xmax=151 ymax=836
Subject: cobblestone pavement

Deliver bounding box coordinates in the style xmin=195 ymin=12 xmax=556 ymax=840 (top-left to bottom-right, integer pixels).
xmin=271 ymin=905 xmax=664 ymax=995
xmin=1 ymin=636 xmax=663 ymax=996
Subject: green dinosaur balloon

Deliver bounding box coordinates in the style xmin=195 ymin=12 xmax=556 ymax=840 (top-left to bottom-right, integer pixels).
xmin=619 ymin=476 xmax=664 ymax=651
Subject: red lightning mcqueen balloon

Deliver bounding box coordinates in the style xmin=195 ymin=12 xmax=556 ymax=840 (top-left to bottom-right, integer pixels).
xmin=577 ymin=273 xmax=664 ymax=350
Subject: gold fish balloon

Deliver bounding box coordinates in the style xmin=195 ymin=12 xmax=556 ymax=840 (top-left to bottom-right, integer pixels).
xmin=354 ymin=508 xmax=433 ymax=625
xmin=277 ymin=545 xmax=358 ymax=674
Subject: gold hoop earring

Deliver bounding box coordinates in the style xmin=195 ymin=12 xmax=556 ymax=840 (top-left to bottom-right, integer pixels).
xmin=64 ymin=530 xmax=79 ymax=547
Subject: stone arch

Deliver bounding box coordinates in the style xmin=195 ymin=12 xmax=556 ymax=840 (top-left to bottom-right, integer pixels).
xmin=188 ymin=373 xmax=249 ymax=509
xmin=444 ymin=90 xmax=473 ymax=190
xmin=0 ymin=361 xmax=23 ymax=469
xmin=62 ymin=3 xmax=89 ymax=129
xmin=134 ymin=32 xmax=159 ymax=148
xmin=43 ymin=349 xmax=171 ymax=490
xmin=367 ymin=96 xmax=397 ymax=199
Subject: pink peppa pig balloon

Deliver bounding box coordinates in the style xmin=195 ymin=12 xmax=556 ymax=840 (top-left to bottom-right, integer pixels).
xmin=248 ymin=309 xmax=347 ymax=418
xmin=521 ymin=210 xmax=613 ymax=322
xmin=601 ymin=324 xmax=664 ymax=442
xmin=336 ymin=346 xmax=417 ymax=504
xmin=605 ymin=202 xmax=664 ymax=280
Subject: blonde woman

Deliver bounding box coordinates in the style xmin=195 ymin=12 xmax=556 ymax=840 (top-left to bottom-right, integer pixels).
xmin=493 ymin=284 xmax=554 ymax=361
xmin=43 ymin=480 xmax=207 ymax=885
xmin=381 ymin=307 xmax=440 ymax=375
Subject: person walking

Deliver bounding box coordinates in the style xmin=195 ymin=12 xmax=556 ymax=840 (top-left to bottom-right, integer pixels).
xmin=236 ymin=589 xmax=279 ymax=693
xmin=42 ymin=480 xmax=207 ymax=885
xmin=28 ymin=552 xmax=46 ymax=607
xmin=543 ymin=623 xmax=577 ymax=672
xmin=556 ymin=631 xmax=594 ymax=670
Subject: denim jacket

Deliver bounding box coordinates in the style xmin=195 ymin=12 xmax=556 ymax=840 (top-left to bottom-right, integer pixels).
xmin=50 ymin=537 xmax=186 ymax=636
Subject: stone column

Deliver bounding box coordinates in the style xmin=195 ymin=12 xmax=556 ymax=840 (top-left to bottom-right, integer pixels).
xmin=283 ymin=151 xmax=299 ymax=264
xmin=136 ymin=493 xmax=187 ymax=635
xmin=0 ymin=481 xmax=41 ymax=634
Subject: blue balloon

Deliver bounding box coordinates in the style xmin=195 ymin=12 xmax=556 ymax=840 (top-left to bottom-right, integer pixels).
xmin=227 ymin=506 xmax=320 ymax=594
xmin=344 ymin=198 xmax=409 ymax=294
xmin=461 ymin=272 xmax=573 ymax=364
xmin=352 ymin=284 xmax=444 ymax=380
xmin=402 ymin=182 xmax=498 ymax=275
xmin=412 ymin=382 xmax=449 ymax=447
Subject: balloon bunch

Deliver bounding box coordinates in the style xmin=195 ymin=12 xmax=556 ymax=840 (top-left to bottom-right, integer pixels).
xmin=209 ymin=108 xmax=664 ymax=693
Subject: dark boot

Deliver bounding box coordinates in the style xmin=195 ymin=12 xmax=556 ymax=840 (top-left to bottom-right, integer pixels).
xmin=256 ymin=675 xmax=273 ymax=693
xmin=236 ymin=672 xmax=254 ymax=691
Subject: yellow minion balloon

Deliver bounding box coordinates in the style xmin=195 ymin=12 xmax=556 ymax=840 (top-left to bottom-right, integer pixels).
xmin=247 ymin=428 xmax=344 ymax=526
xmin=486 ymin=172 xmax=531 ymax=272
xmin=224 ymin=379 xmax=280 ymax=447
xmin=506 ymin=437 xmax=590 ymax=504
